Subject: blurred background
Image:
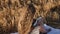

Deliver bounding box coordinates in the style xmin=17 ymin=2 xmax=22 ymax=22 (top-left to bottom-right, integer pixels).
xmin=0 ymin=0 xmax=60 ymax=34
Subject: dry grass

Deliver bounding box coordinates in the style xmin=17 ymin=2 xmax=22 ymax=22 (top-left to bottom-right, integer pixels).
xmin=0 ymin=0 xmax=60 ymax=34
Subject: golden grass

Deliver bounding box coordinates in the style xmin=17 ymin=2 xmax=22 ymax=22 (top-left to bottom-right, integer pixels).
xmin=0 ymin=0 xmax=60 ymax=34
